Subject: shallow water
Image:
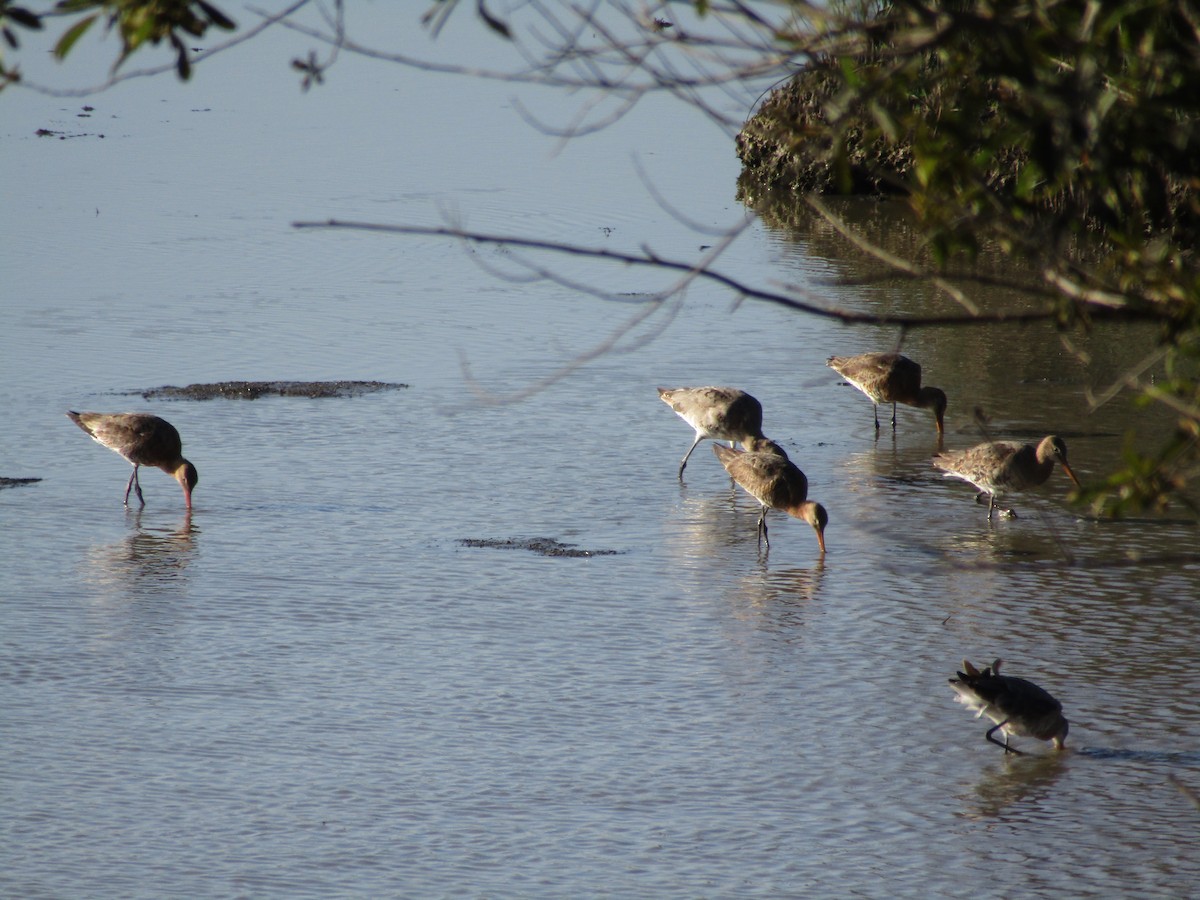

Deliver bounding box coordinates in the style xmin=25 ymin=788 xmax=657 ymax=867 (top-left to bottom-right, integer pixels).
xmin=3 ymin=8 xmax=1199 ymax=898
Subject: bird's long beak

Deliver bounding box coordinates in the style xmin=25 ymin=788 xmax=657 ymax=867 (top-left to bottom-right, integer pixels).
xmin=1059 ymin=460 xmax=1081 ymax=488
xmin=815 ymin=526 xmax=827 ymax=555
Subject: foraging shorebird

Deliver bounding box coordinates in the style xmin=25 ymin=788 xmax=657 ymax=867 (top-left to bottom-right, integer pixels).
xmin=657 ymin=386 xmax=766 ymax=479
xmin=712 ymin=438 xmax=828 ymax=553
xmin=933 ymin=435 xmax=1080 ymax=518
xmin=949 ymin=659 xmax=1069 ymax=755
xmin=68 ymin=411 xmax=198 ymax=509
xmin=826 ymin=352 xmax=947 ymax=435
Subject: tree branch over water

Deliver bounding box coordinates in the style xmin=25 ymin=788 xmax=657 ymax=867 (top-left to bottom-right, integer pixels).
xmin=292 ymin=218 xmax=1162 ymax=331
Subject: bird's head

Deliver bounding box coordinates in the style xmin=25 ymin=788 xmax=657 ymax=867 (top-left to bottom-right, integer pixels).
xmin=175 ymin=460 xmax=199 ymax=508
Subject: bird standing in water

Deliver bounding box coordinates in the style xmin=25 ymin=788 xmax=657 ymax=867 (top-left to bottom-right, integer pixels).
xmin=68 ymin=411 xmax=199 ymax=509
xmin=712 ymin=438 xmax=828 ymax=554
xmin=826 ymin=352 xmax=947 ymax=436
xmin=933 ymin=434 xmax=1080 ymax=518
xmin=657 ymin=386 xmax=766 ymax=479
xmin=949 ymin=659 xmax=1069 ymax=755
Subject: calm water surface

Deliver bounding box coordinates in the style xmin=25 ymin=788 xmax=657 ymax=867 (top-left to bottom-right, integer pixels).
xmin=2 ymin=8 xmax=1198 ymax=898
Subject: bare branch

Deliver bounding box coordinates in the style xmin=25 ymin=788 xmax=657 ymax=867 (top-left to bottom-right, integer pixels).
xmin=292 ymin=218 xmax=1161 ymax=330
xmin=807 ymin=196 xmax=980 ymax=316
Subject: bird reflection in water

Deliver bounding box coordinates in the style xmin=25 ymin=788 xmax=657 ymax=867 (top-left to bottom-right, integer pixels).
xmin=728 ymin=564 xmax=827 ymax=634
xmin=83 ymin=509 xmax=197 ymax=599
xmin=667 ymin=489 xmax=826 ymax=623
xmin=668 ymin=485 xmax=761 ymax=561
xmin=958 ymin=750 xmax=1070 ymax=820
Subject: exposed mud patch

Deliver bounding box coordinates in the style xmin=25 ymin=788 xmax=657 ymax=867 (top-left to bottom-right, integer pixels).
xmin=36 ymin=128 xmax=107 ymax=140
xmin=133 ymin=380 xmax=408 ymax=400
xmin=459 ymin=537 xmax=621 ymax=558
xmin=0 ymin=477 xmax=42 ymax=489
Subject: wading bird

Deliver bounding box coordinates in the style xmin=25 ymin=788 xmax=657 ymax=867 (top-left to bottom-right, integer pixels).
xmin=949 ymin=659 xmax=1068 ymax=755
xmin=68 ymin=411 xmax=198 ymax=509
xmin=933 ymin=435 xmax=1080 ymax=518
xmin=826 ymin=352 xmax=947 ymax=436
xmin=657 ymin=386 xmax=765 ymax=479
xmin=712 ymin=438 xmax=828 ymax=554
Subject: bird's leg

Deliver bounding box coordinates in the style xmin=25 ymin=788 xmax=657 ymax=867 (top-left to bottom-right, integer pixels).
xmin=872 ymin=404 xmax=880 ymax=431
xmin=986 ymin=721 xmax=1025 ymax=756
xmin=123 ymin=467 xmax=138 ymax=507
xmin=678 ymin=434 xmax=704 ymax=480
xmin=757 ymin=509 xmax=770 ymax=548
xmin=977 ymin=492 xmax=1016 ymax=519
xmin=891 ymin=402 xmax=898 ymax=430
xmin=132 ymin=466 xmax=145 ymax=506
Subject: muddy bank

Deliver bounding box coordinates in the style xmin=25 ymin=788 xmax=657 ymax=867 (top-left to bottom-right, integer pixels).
xmin=0 ymin=477 xmax=42 ymax=489
xmin=134 ymin=380 xmax=408 ymax=401
xmin=736 ymin=70 xmax=914 ymax=199
xmin=459 ymin=537 xmax=621 ymax=558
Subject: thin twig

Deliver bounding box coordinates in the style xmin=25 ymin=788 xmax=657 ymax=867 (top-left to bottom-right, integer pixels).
xmin=292 ymin=219 xmax=1159 ymax=330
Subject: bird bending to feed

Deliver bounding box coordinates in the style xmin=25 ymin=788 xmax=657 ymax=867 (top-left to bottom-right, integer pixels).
xmin=67 ymin=411 xmax=198 ymax=509
xmin=657 ymin=386 xmax=766 ymax=479
xmin=712 ymin=438 xmax=828 ymax=553
xmin=932 ymin=434 xmax=1080 ymax=519
xmin=826 ymin=352 xmax=947 ymax=435
xmin=949 ymin=659 xmax=1068 ymax=755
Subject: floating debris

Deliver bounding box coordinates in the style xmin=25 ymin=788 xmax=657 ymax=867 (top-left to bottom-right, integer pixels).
xmin=459 ymin=537 xmax=621 ymax=558
xmin=135 ymin=380 xmax=408 ymax=401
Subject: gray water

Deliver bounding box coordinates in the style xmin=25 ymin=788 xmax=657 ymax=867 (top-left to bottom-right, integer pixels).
xmin=3 ymin=8 xmax=1199 ymax=899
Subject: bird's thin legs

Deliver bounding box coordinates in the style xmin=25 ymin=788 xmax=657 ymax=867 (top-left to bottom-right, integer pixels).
xmin=124 ymin=466 xmax=145 ymax=507
xmin=890 ymin=402 xmax=898 ymax=429
xmin=757 ymin=508 xmax=771 ymax=548
xmin=678 ymin=434 xmax=705 ymax=479
xmin=986 ymin=721 xmax=1025 ymax=755
xmin=977 ymin=492 xmax=1016 ymax=520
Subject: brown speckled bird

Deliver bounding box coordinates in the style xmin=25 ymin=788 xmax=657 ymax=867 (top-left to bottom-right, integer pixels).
xmin=933 ymin=435 xmax=1080 ymax=519
xmin=827 ymin=352 xmax=947 ymax=435
xmin=68 ymin=411 xmax=198 ymax=509
xmin=657 ymin=386 xmax=765 ymax=479
xmin=712 ymin=438 xmax=828 ymax=554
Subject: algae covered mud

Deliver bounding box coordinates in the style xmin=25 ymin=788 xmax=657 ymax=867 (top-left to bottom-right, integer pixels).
xmin=134 ymin=380 xmax=409 ymax=400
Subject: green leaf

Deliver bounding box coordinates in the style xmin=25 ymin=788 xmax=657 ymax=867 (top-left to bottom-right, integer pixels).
xmin=1014 ymin=163 xmax=1043 ymax=200
xmin=6 ymin=7 xmax=42 ymax=29
xmin=52 ymin=13 xmax=96 ymax=60
xmin=196 ymin=1 xmax=237 ymax=31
